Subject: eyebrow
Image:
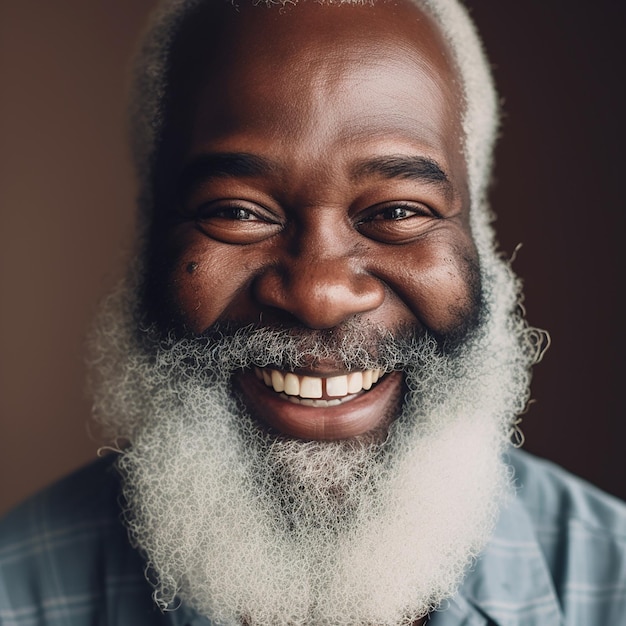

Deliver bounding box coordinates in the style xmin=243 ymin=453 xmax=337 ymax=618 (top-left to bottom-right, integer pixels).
xmin=351 ymin=155 xmax=452 ymax=192
xmin=177 ymin=152 xmax=453 ymax=200
xmin=177 ymin=152 xmax=280 ymax=199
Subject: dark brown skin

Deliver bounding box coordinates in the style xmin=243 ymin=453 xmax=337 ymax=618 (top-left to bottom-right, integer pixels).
xmin=157 ymin=1 xmax=478 ymax=448
xmin=149 ymin=4 xmax=479 ymax=622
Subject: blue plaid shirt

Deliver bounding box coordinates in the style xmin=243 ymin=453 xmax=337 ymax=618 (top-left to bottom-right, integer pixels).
xmin=1 ymin=448 xmax=625 ymax=625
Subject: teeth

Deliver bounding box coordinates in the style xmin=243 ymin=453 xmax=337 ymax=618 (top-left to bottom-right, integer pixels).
xmin=262 ymin=369 xmax=272 ymax=386
xmin=284 ymin=373 xmax=299 ymax=396
xmin=300 ymin=376 xmax=323 ymax=398
xmin=271 ymin=369 xmax=285 ymax=393
xmin=326 ymin=374 xmax=348 ymax=397
xmin=286 ymin=393 xmax=356 ymax=407
xmin=347 ymin=371 xmax=363 ymax=394
xmin=362 ymin=369 xmax=373 ymax=390
xmin=255 ymin=367 xmax=384 ymax=401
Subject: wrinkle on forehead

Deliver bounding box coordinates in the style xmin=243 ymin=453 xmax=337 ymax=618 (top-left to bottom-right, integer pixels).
xmin=170 ymin=0 xmax=466 ymax=170
xmin=173 ymin=0 xmax=463 ymax=112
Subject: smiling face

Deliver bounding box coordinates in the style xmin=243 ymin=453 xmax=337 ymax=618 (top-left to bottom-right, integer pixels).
xmin=90 ymin=1 xmax=545 ymax=620
xmin=146 ymin=0 xmax=480 ymax=440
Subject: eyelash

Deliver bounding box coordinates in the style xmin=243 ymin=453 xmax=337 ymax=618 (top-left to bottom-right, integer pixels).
xmin=213 ymin=206 xmax=257 ymax=220
xmin=186 ymin=192 xmax=435 ymax=222
xmin=357 ymin=201 xmax=435 ymax=223
xmin=196 ymin=202 xmax=280 ymax=224
xmin=182 ymin=197 xmax=439 ymax=247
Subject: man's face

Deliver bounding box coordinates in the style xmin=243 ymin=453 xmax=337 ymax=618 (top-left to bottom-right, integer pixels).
xmin=91 ymin=4 xmax=539 ymax=621
xmin=152 ymin=0 xmax=479 ymax=440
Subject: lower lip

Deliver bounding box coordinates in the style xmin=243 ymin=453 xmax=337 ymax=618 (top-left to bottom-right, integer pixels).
xmin=234 ymin=369 xmax=404 ymax=440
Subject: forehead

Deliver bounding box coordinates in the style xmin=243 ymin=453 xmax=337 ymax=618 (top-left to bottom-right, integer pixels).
xmin=173 ymin=0 xmax=456 ymax=66
xmin=160 ymin=0 xmax=466 ymax=195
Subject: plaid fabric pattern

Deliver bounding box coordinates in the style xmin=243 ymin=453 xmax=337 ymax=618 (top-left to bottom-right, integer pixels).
xmin=1 ymin=449 xmax=625 ymax=625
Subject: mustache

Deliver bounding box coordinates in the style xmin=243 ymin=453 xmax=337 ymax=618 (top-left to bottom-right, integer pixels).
xmin=138 ymin=318 xmax=453 ymax=378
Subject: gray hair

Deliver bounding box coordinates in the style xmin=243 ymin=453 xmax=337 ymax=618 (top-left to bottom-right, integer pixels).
xmin=127 ymin=0 xmax=500 ymax=262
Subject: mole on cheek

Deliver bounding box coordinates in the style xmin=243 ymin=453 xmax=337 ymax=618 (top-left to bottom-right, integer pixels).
xmin=186 ymin=261 xmax=199 ymax=274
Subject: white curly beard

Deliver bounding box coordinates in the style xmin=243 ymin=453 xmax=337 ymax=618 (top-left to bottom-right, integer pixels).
xmin=88 ymin=254 xmax=543 ymax=625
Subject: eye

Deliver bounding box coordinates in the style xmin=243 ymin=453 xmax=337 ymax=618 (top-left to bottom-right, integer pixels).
xmin=356 ymin=201 xmax=438 ymax=244
xmin=210 ymin=206 xmax=260 ymax=221
xmin=371 ymin=205 xmax=419 ymax=221
xmin=192 ymin=200 xmax=282 ymax=244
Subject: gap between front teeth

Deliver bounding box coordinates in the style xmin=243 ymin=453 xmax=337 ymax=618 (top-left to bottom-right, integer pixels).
xmin=254 ymin=367 xmax=383 ymax=399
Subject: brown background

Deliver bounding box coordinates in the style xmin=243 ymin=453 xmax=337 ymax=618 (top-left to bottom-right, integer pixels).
xmin=1 ymin=1 xmax=625 ymax=518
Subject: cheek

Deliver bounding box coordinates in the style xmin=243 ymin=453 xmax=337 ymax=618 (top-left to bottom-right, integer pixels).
xmin=163 ymin=227 xmax=258 ymax=332
xmin=418 ymin=252 xmax=480 ymax=331
xmin=377 ymin=233 xmax=480 ymax=334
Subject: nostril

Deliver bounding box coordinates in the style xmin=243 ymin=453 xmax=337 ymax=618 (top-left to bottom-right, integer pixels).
xmin=253 ymin=264 xmax=385 ymax=329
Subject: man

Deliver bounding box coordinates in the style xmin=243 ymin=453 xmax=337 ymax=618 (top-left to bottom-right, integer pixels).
xmin=1 ymin=0 xmax=625 ymax=624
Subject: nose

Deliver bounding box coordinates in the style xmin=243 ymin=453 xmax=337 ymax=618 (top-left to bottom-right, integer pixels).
xmin=253 ymin=238 xmax=385 ymax=329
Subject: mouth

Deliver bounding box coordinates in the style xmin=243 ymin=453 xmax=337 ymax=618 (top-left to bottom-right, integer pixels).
xmin=236 ymin=366 xmax=404 ymax=440
xmin=253 ymin=367 xmax=385 ymax=407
